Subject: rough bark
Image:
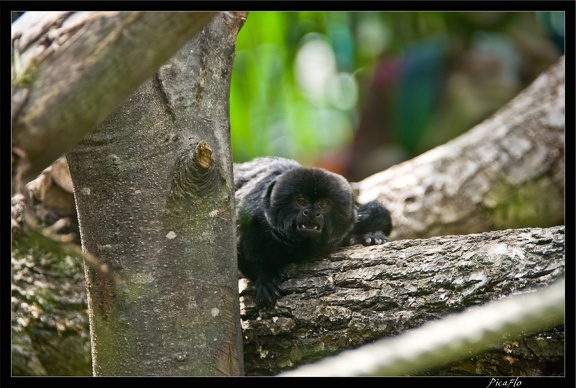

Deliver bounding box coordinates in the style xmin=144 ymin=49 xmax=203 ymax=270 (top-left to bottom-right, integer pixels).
xmin=355 ymin=56 xmax=565 ymax=240
xmin=64 ymin=12 xmax=247 ymax=376
xmin=11 ymin=160 xmax=89 ymax=376
xmin=280 ymin=278 xmax=564 ymax=377
xmin=240 ymin=225 xmax=565 ymax=376
xmin=11 ymin=210 xmax=91 ymax=376
xmin=11 ymin=11 xmax=217 ymax=185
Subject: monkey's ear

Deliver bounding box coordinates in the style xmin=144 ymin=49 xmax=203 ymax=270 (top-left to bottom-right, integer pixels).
xmin=263 ymin=179 xmax=277 ymax=208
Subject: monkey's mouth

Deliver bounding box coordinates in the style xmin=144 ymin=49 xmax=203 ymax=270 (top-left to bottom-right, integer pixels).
xmin=297 ymin=223 xmax=322 ymax=234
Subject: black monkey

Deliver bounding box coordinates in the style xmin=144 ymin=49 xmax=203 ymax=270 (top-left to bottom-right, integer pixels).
xmin=234 ymin=157 xmax=392 ymax=306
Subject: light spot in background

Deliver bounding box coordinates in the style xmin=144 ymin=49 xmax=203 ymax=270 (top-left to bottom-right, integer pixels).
xmin=326 ymin=72 xmax=358 ymax=110
xmin=356 ymin=14 xmax=390 ymax=59
xmin=295 ymin=35 xmax=336 ymax=104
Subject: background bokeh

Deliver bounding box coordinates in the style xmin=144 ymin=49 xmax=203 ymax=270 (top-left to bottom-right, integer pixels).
xmin=230 ymin=12 xmax=564 ymax=181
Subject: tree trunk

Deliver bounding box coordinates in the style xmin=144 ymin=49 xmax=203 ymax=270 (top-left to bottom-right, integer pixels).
xmin=355 ymin=56 xmax=564 ymax=240
xmin=65 ymin=12 xmax=246 ymax=376
xmin=241 ymin=225 xmax=565 ymax=376
xmin=12 ymin=11 xmax=217 ymax=186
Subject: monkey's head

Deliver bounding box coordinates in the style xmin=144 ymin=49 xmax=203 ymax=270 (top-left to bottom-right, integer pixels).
xmin=264 ymin=167 xmax=355 ymax=244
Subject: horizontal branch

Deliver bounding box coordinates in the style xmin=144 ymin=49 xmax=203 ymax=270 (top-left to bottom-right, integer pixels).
xmin=12 ymin=11 xmax=217 ymax=183
xmin=240 ymin=225 xmax=565 ymax=375
xmin=280 ymin=278 xmax=564 ymax=376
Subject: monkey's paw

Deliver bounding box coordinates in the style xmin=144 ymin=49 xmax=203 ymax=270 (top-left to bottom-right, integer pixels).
xmin=349 ymin=231 xmax=388 ymax=246
xmin=253 ymin=275 xmax=286 ymax=307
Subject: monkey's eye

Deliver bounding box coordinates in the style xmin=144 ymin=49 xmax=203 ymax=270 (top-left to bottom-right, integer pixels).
xmin=316 ymin=199 xmax=329 ymax=210
xmin=295 ymin=196 xmax=308 ymax=207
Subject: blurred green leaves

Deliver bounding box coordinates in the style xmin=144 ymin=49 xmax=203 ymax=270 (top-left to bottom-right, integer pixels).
xmin=230 ymin=12 xmax=360 ymax=164
xmin=230 ymin=12 xmax=564 ymax=167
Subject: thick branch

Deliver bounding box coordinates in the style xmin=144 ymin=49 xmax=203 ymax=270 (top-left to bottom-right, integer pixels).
xmin=240 ymin=225 xmax=565 ymax=375
xmin=11 ymin=11 xmax=216 ymax=184
xmin=281 ymin=278 xmax=564 ymax=376
xmin=355 ymin=57 xmax=565 ymax=240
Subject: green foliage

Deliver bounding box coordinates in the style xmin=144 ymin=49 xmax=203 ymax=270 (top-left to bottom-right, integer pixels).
xmin=231 ymin=12 xmax=360 ymax=164
xmin=231 ymin=12 xmax=446 ymax=163
xmin=230 ymin=12 xmax=563 ymax=166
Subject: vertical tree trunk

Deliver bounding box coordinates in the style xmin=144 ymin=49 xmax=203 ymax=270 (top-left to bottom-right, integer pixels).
xmin=65 ymin=12 xmax=247 ymax=376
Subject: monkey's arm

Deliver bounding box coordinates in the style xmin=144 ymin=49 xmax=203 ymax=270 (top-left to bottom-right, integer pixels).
xmin=239 ymin=247 xmax=288 ymax=306
xmin=237 ymin=210 xmax=290 ymax=306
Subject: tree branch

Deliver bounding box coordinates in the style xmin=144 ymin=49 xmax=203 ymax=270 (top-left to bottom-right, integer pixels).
xmin=240 ymin=225 xmax=565 ymax=375
xmin=11 ymin=11 xmax=217 ymax=185
xmin=280 ymin=278 xmax=564 ymax=376
xmin=354 ymin=56 xmax=565 ymax=240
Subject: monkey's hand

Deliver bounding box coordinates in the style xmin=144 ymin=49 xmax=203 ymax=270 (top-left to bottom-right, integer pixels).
xmin=345 ymin=201 xmax=393 ymax=246
xmin=252 ymin=270 xmax=287 ymax=307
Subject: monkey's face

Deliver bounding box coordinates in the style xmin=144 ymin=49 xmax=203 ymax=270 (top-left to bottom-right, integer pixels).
xmin=265 ymin=167 xmax=355 ymax=242
xmin=293 ymin=195 xmax=329 ymax=235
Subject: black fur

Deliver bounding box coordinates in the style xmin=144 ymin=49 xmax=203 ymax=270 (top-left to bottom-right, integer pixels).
xmin=234 ymin=157 xmax=392 ymax=306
